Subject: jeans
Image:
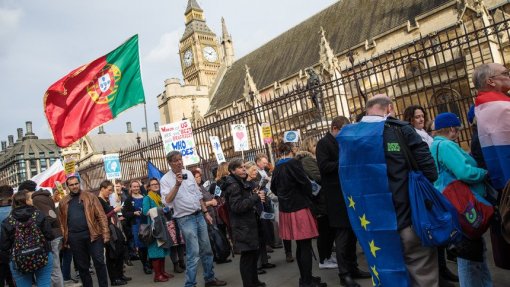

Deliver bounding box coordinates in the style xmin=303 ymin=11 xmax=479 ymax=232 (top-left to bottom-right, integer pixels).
xmin=176 ymin=213 xmax=215 ymax=287
xmin=68 ymin=232 xmax=108 ymax=287
xmin=51 ymin=237 xmax=64 ymax=287
xmin=10 ymin=252 xmax=53 ymax=287
xmin=457 ymin=240 xmax=493 ymax=287
xmin=60 ymin=248 xmax=73 ymax=281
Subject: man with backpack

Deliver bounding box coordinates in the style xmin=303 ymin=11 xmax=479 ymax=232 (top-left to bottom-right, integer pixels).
xmin=338 ymin=95 xmax=439 ymax=287
xmin=20 ymin=180 xmax=65 ymax=287
xmin=59 ymin=175 xmax=110 ymax=287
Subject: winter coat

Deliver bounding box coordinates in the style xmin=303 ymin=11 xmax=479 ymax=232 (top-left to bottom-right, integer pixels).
xmin=295 ymin=151 xmax=327 ymax=216
xmin=0 ymin=206 xmax=54 ymax=259
xmin=431 ymin=135 xmax=487 ymax=198
xmin=222 ymin=174 xmax=260 ymax=252
xmin=142 ymin=195 xmax=169 ymax=259
xmin=316 ymin=132 xmax=350 ymax=228
xmin=31 ymin=189 xmax=63 ymax=238
xmin=271 ymin=158 xmax=313 ymax=213
xmin=382 ymin=118 xmax=438 ymax=230
xmin=123 ymin=195 xmax=148 ymax=226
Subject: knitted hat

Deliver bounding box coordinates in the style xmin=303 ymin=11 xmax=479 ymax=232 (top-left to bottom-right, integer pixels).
xmin=467 ymin=105 xmax=475 ymax=124
xmin=434 ymin=112 xmax=461 ymax=130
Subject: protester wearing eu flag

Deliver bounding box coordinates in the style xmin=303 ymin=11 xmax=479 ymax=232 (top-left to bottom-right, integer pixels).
xmin=338 ymin=95 xmax=439 ymax=287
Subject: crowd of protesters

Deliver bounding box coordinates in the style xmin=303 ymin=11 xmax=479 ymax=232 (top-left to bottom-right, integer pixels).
xmin=1 ymin=63 xmax=510 ymax=287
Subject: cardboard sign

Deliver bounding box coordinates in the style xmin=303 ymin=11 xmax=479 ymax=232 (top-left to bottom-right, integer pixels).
xmin=160 ymin=120 xmax=200 ymax=166
xmin=209 ymin=136 xmax=226 ymax=164
xmin=231 ymin=123 xmax=249 ymax=151
xmin=283 ymin=130 xmax=300 ymax=143
xmin=261 ymin=122 xmax=273 ymax=144
xmin=103 ymin=153 xmax=121 ymax=180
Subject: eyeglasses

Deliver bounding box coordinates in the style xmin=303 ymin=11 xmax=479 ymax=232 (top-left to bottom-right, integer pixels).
xmin=490 ymin=70 xmax=510 ymax=78
xmin=150 ymin=183 xmax=160 ymax=186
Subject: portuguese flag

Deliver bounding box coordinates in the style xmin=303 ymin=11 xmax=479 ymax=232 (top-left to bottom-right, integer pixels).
xmin=44 ymin=35 xmax=145 ymax=147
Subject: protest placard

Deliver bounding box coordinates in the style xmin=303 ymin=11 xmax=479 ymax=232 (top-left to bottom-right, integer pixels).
xmin=160 ymin=119 xmax=200 ymax=166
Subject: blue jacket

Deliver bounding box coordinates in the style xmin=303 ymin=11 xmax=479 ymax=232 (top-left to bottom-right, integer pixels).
xmin=430 ymin=136 xmax=488 ymax=199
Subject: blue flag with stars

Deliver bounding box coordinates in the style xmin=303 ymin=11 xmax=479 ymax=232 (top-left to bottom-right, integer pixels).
xmin=147 ymin=161 xmax=164 ymax=181
xmin=338 ymin=121 xmax=411 ymax=287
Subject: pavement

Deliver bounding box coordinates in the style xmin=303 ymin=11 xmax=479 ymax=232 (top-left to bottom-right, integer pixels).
xmin=74 ymin=238 xmax=509 ymax=287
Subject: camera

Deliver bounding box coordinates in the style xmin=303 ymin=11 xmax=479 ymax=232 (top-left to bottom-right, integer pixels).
xmin=182 ymin=174 xmax=188 ymax=180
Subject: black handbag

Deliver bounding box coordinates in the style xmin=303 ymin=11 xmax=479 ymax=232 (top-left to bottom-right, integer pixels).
xmin=138 ymin=223 xmax=154 ymax=246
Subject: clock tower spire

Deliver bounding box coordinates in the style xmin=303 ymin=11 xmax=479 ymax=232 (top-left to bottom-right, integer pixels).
xmin=179 ymin=0 xmax=221 ymax=87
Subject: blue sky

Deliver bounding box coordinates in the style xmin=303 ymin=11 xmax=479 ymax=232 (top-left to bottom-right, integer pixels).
xmin=0 ymin=0 xmax=335 ymax=145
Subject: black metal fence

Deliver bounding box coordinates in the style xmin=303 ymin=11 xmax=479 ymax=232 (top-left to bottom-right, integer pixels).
xmin=78 ymin=15 xmax=510 ymax=190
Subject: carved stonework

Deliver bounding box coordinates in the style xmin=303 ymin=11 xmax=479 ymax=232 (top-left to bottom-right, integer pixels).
xmin=319 ymin=27 xmax=340 ymax=76
xmin=243 ymin=65 xmax=260 ymax=107
xmin=191 ymin=97 xmax=204 ymax=124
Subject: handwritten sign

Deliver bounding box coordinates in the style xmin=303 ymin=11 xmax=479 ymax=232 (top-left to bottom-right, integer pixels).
xmin=261 ymin=122 xmax=273 ymax=144
xmin=231 ymin=123 xmax=249 ymax=151
xmin=209 ymin=136 xmax=226 ymax=164
xmin=160 ymin=120 xmax=200 ymax=166
xmin=103 ymin=153 xmax=121 ymax=180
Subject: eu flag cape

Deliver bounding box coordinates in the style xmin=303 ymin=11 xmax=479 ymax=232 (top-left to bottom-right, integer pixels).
xmin=148 ymin=161 xmax=164 ymax=181
xmin=338 ymin=121 xmax=410 ymax=286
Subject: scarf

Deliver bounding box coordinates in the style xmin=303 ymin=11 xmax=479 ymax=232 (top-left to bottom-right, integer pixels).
xmin=148 ymin=190 xmax=163 ymax=207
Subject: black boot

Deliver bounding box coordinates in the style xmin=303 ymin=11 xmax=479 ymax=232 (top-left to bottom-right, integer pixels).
xmin=339 ymin=274 xmax=361 ymax=287
xmin=143 ymin=264 xmax=153 ymax=275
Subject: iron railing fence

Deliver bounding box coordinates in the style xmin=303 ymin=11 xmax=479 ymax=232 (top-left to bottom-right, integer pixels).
xmin=78 ymin=15 xmax=510 ymax=190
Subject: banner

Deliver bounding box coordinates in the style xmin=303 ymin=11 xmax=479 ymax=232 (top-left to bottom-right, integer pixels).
xmin=103 ymin=153 xmax=121 ymax=180
xmin=261 ymin=123 xmax=273 ymax=144
xmin=231 ymin=123 xmax=249 ymax=151
xmin=209 ymin=136 xmax=226 ymax=164
xmin=160 ymin=119 xmax=200 ymax=166
xmin=283 ymin=130 xmax=300 ymax=143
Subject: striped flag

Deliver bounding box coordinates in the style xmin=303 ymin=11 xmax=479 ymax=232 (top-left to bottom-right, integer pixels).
xmin=31 ymin=159 xmax=66 ymax=190
xmin=475 ymin=91 xmax=510 ymax=189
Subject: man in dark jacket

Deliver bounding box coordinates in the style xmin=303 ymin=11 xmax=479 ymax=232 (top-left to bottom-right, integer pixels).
xmin=20 ymin=180 xmax=65 ymax=287
xmin=317 ymin=117 xmax=370 ymax=287
xmin=354 ymin=95 xmax=439 ymax=286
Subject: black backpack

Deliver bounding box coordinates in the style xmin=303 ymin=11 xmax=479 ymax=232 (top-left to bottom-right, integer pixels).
xmin=8 ymin=210 xmax=48 ymax=273
xmin=208 ymin=225 xmax=231 ymax=262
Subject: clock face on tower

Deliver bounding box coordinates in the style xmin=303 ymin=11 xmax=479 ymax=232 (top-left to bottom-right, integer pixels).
xmin=183 ymin=49 xmax=193 ymax=67
xmin=203 ymin=46 xmax=218 ymax=62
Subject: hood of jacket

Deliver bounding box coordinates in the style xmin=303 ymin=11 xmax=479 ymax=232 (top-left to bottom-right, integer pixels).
xmin=11 ymin=205 xmax=37 ymax=222
xmin=295 ymin=150 xmax=315 ymax=161
xmin=31 ymin=189 xmax=52 ymax=199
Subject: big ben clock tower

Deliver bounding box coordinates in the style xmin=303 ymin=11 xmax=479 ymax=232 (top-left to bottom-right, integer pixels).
xmin=179 ymin=0 xmax=221 ymax=87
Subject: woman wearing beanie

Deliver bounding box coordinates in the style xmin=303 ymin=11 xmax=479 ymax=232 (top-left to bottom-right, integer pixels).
xmin=430 ymin=112 xmax=492 ymax=287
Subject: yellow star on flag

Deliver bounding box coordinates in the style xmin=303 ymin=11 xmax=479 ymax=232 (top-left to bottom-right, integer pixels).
xmin=369 ymin=240 xmax=381 ymax=257
xmin=371 ymin=265 xmax=381 ymax=286
xmin=359 ymin=214 xmax=370 ymax=230
xmin=348 ymin=195 xmax=356 ymax=210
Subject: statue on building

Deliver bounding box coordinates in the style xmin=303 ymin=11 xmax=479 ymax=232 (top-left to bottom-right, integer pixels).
xmin=306 ymin=68 xmax=324 ymax=119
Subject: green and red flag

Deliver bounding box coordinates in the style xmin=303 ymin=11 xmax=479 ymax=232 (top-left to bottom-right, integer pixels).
xmin=44 ymin=35 xmax=145 ymax=147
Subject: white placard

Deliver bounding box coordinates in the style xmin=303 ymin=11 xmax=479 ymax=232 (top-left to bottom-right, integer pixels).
xmin=160 ymin=120 xmax=200 ymax=166
xmin=231 ymin=123 xmax=250 ymax=151
xmin=209 ymin=136 xmax=226 ymax=164
xmin=283 ymin=130 xmax=300 ymax=143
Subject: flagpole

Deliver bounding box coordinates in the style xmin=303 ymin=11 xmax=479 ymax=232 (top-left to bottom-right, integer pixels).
xmin=143 ymin=102 xmax=150 ymax=145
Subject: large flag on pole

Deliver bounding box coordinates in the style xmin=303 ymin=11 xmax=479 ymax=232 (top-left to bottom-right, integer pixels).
xmin=44 ymin=35 xmax=145 ymax=147
xmin=31 ymin=159 xmax=66 ymax=190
